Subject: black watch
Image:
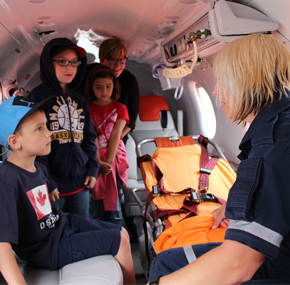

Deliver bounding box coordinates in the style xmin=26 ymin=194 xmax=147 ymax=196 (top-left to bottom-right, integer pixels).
xmin=149 ymin=275 xmax=163 ymax=285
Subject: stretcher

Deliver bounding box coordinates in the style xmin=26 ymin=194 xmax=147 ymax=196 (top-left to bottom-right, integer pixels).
xmin=131 ymin=135 xmax=236 ymax=269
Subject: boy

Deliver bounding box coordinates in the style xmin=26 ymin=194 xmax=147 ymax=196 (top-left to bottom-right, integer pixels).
xmin=27 ymin=37 xmax=99 ymax=218
xmin=0 ymin=95 xmax=135 ymax=285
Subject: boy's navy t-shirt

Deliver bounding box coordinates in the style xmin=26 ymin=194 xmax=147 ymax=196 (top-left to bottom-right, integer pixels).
xmin=0 ymin=160 xmax=67 ymax=270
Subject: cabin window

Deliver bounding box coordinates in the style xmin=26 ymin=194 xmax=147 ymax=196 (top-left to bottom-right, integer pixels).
xmin=75 ymin=29 xmax=104 ymax=63
xmin=190 ymin=82 xmax=216 ymax=139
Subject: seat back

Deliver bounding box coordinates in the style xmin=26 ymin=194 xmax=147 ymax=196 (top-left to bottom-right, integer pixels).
xmin=129 ymin=95 xmax=178 ymax=180
xmin=124 ymin=95 xmax=179 ymax=217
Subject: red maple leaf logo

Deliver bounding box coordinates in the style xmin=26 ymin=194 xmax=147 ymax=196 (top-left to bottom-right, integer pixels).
xmin=37 ymin=190 xmax=47 ymax=206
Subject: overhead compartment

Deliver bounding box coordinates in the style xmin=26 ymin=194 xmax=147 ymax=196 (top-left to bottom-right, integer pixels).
xmin=161 ymin=0 xmax=279 ymax=69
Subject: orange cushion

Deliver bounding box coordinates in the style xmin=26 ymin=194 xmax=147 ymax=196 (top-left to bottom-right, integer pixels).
xmin=155 ymin=136 xmax=196 ymax=148
xmin=139 ymin=96 xmax=169 ymax=121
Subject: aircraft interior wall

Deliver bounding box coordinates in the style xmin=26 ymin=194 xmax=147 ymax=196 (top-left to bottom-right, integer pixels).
xmin=0 ymin=0 xmax=286 ymax=179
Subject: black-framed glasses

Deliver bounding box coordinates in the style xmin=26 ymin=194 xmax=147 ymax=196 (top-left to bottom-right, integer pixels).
xmin=107 ymin=57 xmax=128 ymax=65
xmin=52 ymin=60 xmax=81 ymax=67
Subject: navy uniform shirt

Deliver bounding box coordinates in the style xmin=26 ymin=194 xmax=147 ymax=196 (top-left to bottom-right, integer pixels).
xmin=225 ymin=91 xmax=290 ymax=279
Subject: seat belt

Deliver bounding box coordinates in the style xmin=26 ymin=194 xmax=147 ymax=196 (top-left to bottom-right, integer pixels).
xmin=161 ymin=111 xmax=168 ymax=129
xmin=197 ymin=135 xmax=226 ymax=204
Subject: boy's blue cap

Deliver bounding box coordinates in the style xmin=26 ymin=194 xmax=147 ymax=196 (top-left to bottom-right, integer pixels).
xmin=0 ymin=95 xmax=57 ymax=149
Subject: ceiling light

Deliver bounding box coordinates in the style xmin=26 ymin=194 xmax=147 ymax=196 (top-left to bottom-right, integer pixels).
xmin=158 ymin=21 xmax=174 ymax=28
xmin=39 ymin=22 xmax=55 ymax=27
xmin=165 ymin=15 xmax=180 ymax=20
xmin=75 ymin=29 xmax=105 ymax=63
xmin=179 ymin=0 xmax=198 ymax=4
xmin=37 ymin=16 xmax=52 ymax=20
xmin=29 ymin=0 xmax=47 ymax=3
xmin=132 ymin=50 xmax=143 ymax=55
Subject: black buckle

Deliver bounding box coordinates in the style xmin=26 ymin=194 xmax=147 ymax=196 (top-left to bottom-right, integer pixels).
xmin=190 ymin=189 xmax=201 ymax=204
xmin=199 ymin=167 xmax=212 ymax=175
xmin=201 ymin=193 xmax=216 ymax=202
xmin=152 ymin=185 xmax=160 ymax=196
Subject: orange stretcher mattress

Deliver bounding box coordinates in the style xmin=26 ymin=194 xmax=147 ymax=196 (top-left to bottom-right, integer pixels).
xmin=139 ymin=141 xmax=236 ymax=253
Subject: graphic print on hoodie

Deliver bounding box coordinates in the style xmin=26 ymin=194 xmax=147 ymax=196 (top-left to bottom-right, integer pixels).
xmin=28 ymin=38 xmax=99 ymax=195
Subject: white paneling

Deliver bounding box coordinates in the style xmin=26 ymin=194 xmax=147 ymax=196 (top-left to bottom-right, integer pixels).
xmin=177 ymin=61 xmax=247 ymax=165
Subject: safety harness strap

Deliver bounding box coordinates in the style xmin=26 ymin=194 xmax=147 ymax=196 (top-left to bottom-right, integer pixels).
xmin=138 ymin=136 xmax=222 ymax=199
xmin=146 ymin=191 xmax=199 ymax=219
xmin=198 ymin=135 xmax=215 ymax=191
xmin=161 ymin=111 xmax=168 ymax=129
xmin=139 ymin=135 xmax=224 ymax=266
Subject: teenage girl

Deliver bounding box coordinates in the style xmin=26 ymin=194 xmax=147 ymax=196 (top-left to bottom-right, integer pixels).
xmin=85 ymin=64 xmax=130 ymax=225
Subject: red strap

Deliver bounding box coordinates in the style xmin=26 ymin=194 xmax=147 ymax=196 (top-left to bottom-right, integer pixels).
xmin=138 ymin=154 xmax=163 ymax=182
xmin=158 ymin=187 xmax=197 ymax=196
xmin=183 ymin=196 xmax=199 ymax=213
xmin=215 ymin=197 xmax=226 ymax=205
xmin=199 ymin=158 xmax=219 ymax=190
xmin=198 ymin=135 xmax=209 ymax=167
xmin=145 ymin=186 xmax=200 ymax=222
xmin=198 ymin=135 xmax=219 ymax=192
xmin=152 ymin=208 xmax=191 ymax=221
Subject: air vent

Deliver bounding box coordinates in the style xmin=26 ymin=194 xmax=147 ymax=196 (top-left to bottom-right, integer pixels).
xmin=38 ymin=30 xmax=55 ymax=36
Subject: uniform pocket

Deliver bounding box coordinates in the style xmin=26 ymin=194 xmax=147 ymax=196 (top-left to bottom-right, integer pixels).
xmin=226 ymin=157 xmax=263 ymax=221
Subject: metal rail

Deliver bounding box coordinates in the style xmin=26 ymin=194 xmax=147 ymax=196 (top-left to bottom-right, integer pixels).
xmin=136 ymin=135 xmax=226 ymax=159
xmin=131 ymin=188 xmax=163 ymax=236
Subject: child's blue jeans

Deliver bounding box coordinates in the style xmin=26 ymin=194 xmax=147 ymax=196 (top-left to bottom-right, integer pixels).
xmin=90 ymin=197 xmax=122 ymax=225
xmin=51 ymin=188 xmax=89 ymax=218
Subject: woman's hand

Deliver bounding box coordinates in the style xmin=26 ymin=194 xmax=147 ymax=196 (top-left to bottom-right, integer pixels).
xmin=211 ymin=204 xmax=229 ymax=229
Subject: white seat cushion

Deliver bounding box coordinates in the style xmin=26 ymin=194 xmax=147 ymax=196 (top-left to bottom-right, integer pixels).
xmin=59 ymin=255 xmax=123 ymax=285
xmin=0 ymin=255 xmax=122 ymax=285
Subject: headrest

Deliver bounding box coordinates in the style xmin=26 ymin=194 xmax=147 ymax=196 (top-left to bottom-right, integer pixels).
xmin=139 ymin=95 xmax=170 ymax=122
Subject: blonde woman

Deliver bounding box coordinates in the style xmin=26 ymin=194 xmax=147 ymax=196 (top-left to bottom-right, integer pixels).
xmin=148 ymin=34 xmax=290 ymax=285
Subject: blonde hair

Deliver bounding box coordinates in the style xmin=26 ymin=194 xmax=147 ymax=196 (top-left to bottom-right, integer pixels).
xmin=99 ymin=38 xmax=127 ymax=62
xmin=213 ymin=34 xmax=290 ymax=123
